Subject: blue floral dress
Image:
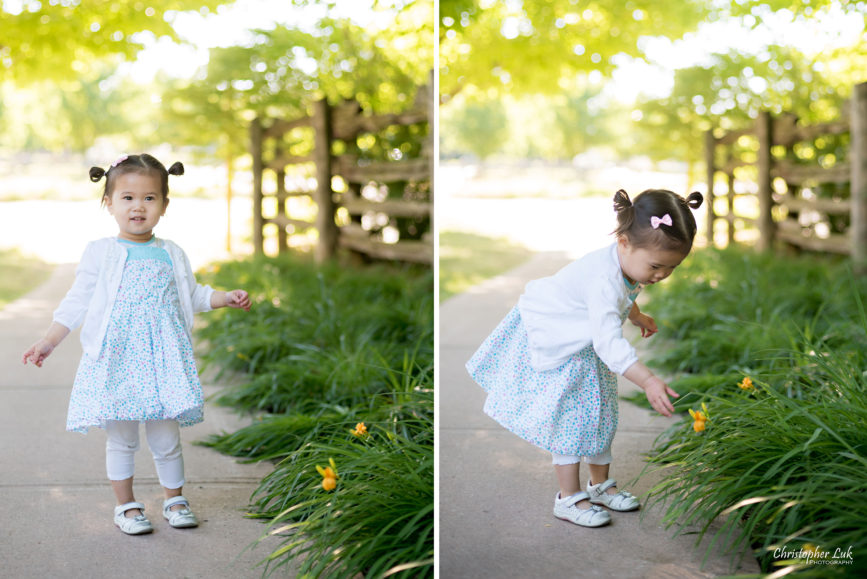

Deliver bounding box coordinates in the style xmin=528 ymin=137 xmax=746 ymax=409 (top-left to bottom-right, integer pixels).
xmin=466 ymin=278 xmax=641 ymax=456
xmin=66 ymin=238 xmax=204 ymax=433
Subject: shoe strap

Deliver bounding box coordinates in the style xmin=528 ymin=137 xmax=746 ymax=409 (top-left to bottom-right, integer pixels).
xmin=560 ymin=491 xmax=591 ymax=508
xmin=164 ymin=495 xmax=189 ymax=510
xmin=116 ymin=501 xmax=145 ymax=515
xmin=596 ymin=478 xmax=618 ymax=494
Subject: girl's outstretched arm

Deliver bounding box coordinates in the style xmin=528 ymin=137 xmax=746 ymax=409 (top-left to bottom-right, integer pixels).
xmin=623 ymin=360 xmax=678 ymax=417
xmin=22 ymin=322 xmax=71 ymax=367
xmin=210 ymin=289 xmax=252 ymax=311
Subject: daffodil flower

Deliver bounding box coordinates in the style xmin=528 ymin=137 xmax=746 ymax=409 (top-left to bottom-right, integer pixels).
xmin=316 ymin=458 xmax=339 ymax=491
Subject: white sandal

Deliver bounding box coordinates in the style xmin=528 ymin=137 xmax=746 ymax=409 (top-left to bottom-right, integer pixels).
xmin=163 ymin=495 xmax=199 ymax=528
xmin=553 ymin=491 xmax=611 ymax=527
xmin=113 ymin=502 xmax=153 ymax=535
xmin=587 ymin=479 xmax=640 ymax=512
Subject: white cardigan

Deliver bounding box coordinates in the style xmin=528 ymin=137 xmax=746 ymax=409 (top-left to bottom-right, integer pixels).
xmin=53 ymin=237 xmax=214 ymax=358
xmin=517 ymin=243 xmax=640 ymax=374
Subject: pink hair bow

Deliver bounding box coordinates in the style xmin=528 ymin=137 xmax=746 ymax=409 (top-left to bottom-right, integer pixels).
xmin=111 ymin=155 xmax=129 ymax=168
xmin=650 ymin=214 xmax=672 ymax=229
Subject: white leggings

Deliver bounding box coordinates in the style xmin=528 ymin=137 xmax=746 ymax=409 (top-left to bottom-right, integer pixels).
xmin=551 ymin=444 xmax=613 ymax=466
xmin=105 ymin=420 xmax=185 ymax=489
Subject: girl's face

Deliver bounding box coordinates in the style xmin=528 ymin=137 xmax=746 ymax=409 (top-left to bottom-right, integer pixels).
xmin=617 ymin=236 xmax=687 ymax=285
xmin=104 ymin=172 xmax=169 ymax=242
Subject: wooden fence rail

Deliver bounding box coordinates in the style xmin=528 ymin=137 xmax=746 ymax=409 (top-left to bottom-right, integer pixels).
xmin=705 ymin=81 xmax=867 ymax=273
xmin=251 ymin=78 xmax=433 ymax=264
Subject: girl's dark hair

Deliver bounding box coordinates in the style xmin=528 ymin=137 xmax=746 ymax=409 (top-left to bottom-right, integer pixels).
xmin=613 ymin=188 xmax=704 ymax=253
xmin=90 ymin=153 xmax=184 ymax=205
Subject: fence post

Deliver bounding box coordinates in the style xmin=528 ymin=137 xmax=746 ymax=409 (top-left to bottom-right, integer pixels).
xmin=251 ymin=117 xmax=264 ymax=255
xmin=312 ymin=98 xmax=337 ymax=263
xmin=726 ymin=149 xmax=736 ymax=244
xmin=852 ymin=82 xmax=867 ymax=275
xmin=756 ymin=111 xmax=774 ymax=252
xmin=704 ymin=129 xmax=716 ymax=246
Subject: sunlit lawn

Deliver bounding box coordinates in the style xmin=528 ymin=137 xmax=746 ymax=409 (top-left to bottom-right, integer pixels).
xmin=439 ymin=231 xmax=533 ymax=302
xmin=0 ymin=248 xmax=54 ymax=309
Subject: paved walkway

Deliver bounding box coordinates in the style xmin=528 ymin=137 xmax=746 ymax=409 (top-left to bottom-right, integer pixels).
xmin=439 ymin=252 xmax=761 ymax=578
xmin=0 ymin=264 xmax=286 ymax=578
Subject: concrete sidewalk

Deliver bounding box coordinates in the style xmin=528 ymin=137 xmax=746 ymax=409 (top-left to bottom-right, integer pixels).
xmin=0 ymin=265 xmax=286 ymax=578
xmin=439 ymin=253 xmax=760 ymax=578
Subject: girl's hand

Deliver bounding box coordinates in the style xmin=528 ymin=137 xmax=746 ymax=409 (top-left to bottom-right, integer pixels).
xmin=630 ymin=312 xmax=658 ymax=338
xmin=643 ymin=376 xmax=679 ymax=417
xmin=225 ymin=289 xmax=252 ymax=312
xmin=22 ymin=340 xmax=55 ymax=368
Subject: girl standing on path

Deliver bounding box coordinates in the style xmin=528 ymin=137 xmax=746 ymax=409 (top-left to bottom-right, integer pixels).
xmin=22 ymin=154 xmax=252 ymax=535
xmin=466 ymin=188 xmax=703 ymax=528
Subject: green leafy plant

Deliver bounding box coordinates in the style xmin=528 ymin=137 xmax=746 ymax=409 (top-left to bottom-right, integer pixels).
xmin=635 ymin=247 xmax=867 ymax=577
xmin=250 ymin=388 xmax=433 ymax=578
xmin=195 ymin=253 xmax=433 ymax=577
xmin=197 ymin=255 xmax=433 ymax=414
xmin=643 ymin=357 xmax=867 ymax=577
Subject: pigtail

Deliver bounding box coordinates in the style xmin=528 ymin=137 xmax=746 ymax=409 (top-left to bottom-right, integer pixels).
xmin=612 ymin=189 xmax=636 ymax=237
xmin=168 ymin=162 xmax=185 ymax=176
xmin=686 ymin=191 xmax=703 ymax=210
xmin=613 ymin=189 xmax=632 ymax=213
xmin=90 ymin=167 xmax=107 ymax=182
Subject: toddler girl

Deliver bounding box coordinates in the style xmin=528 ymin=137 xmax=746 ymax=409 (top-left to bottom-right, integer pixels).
xmin=466 ymin=188 xmax=703 ymax=528
xmin=22 ymin=154 xmax=252 ymax=535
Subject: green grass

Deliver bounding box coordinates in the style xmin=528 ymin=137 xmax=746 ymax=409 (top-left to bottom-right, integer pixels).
xmin=439 ymin=231 xmax=533 ymax=302
xmin=249 ymin=388 xmax=433 ymax=578
xmin=195 ymin=253 xmax=433 ymax=578
xmin=633 ymin=247 xmax=867 ymax=576
xmin=0 ymin=248 xmax=53 ymax=308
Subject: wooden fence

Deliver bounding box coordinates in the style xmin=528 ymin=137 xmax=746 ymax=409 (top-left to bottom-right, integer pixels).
xmin=705 ymin=81 xmax=867 ymax=272
xmin=250 ymin=78 xmax=433 ymax=264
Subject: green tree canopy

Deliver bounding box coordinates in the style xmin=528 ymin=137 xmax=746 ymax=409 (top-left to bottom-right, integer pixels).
xmin=440 ymin=0 xmax=867 ymax=165
xmin=440 ymin=0 xmax=709 ymax=98
xmin=161 ymin=3 xmax=432 ymax=158
xmin=0 ymin=0 xmax=228 ymax=83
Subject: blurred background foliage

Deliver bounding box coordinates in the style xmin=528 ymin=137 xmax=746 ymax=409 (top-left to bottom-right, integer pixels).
xmin=439 ymin=0 xmax=867 ymax=170
xmin=0 ymin=0 xmax=432 ymax=170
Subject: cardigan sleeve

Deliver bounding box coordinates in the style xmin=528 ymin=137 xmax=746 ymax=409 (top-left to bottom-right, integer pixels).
xmin=585 ymin=276 xmax=639 ymax=375
xmin=52 ymin=242 xmax=99 ymax=331
xmin=180 ymin=247 xmax=214 ymax=313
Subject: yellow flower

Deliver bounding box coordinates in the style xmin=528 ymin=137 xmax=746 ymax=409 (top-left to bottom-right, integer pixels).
xmin=351 ymin=422 xmax=368 ymax=437
xmin=315 ymin=458 xmax=339 ymax=491
xmin=689 ymin=405 xmax=709 ymax=433
xmin=738 ymin=376 xmax=754 ymax=391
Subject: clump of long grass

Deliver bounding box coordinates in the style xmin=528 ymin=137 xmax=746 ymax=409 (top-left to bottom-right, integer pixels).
xmin=643 ymin=348 xmax=867 ymax=577
xmin=197 ymin=254 xmax=433 ymax=414
xmin=251 ymin=388 xmax=433 ymax=578
xmin=645 ymin=247 xmax=864 ymax=376
xmin=195 ymin=253 xmax=433 ymax=577
xmin=635 ymin=247 xmax=867 ymax=576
